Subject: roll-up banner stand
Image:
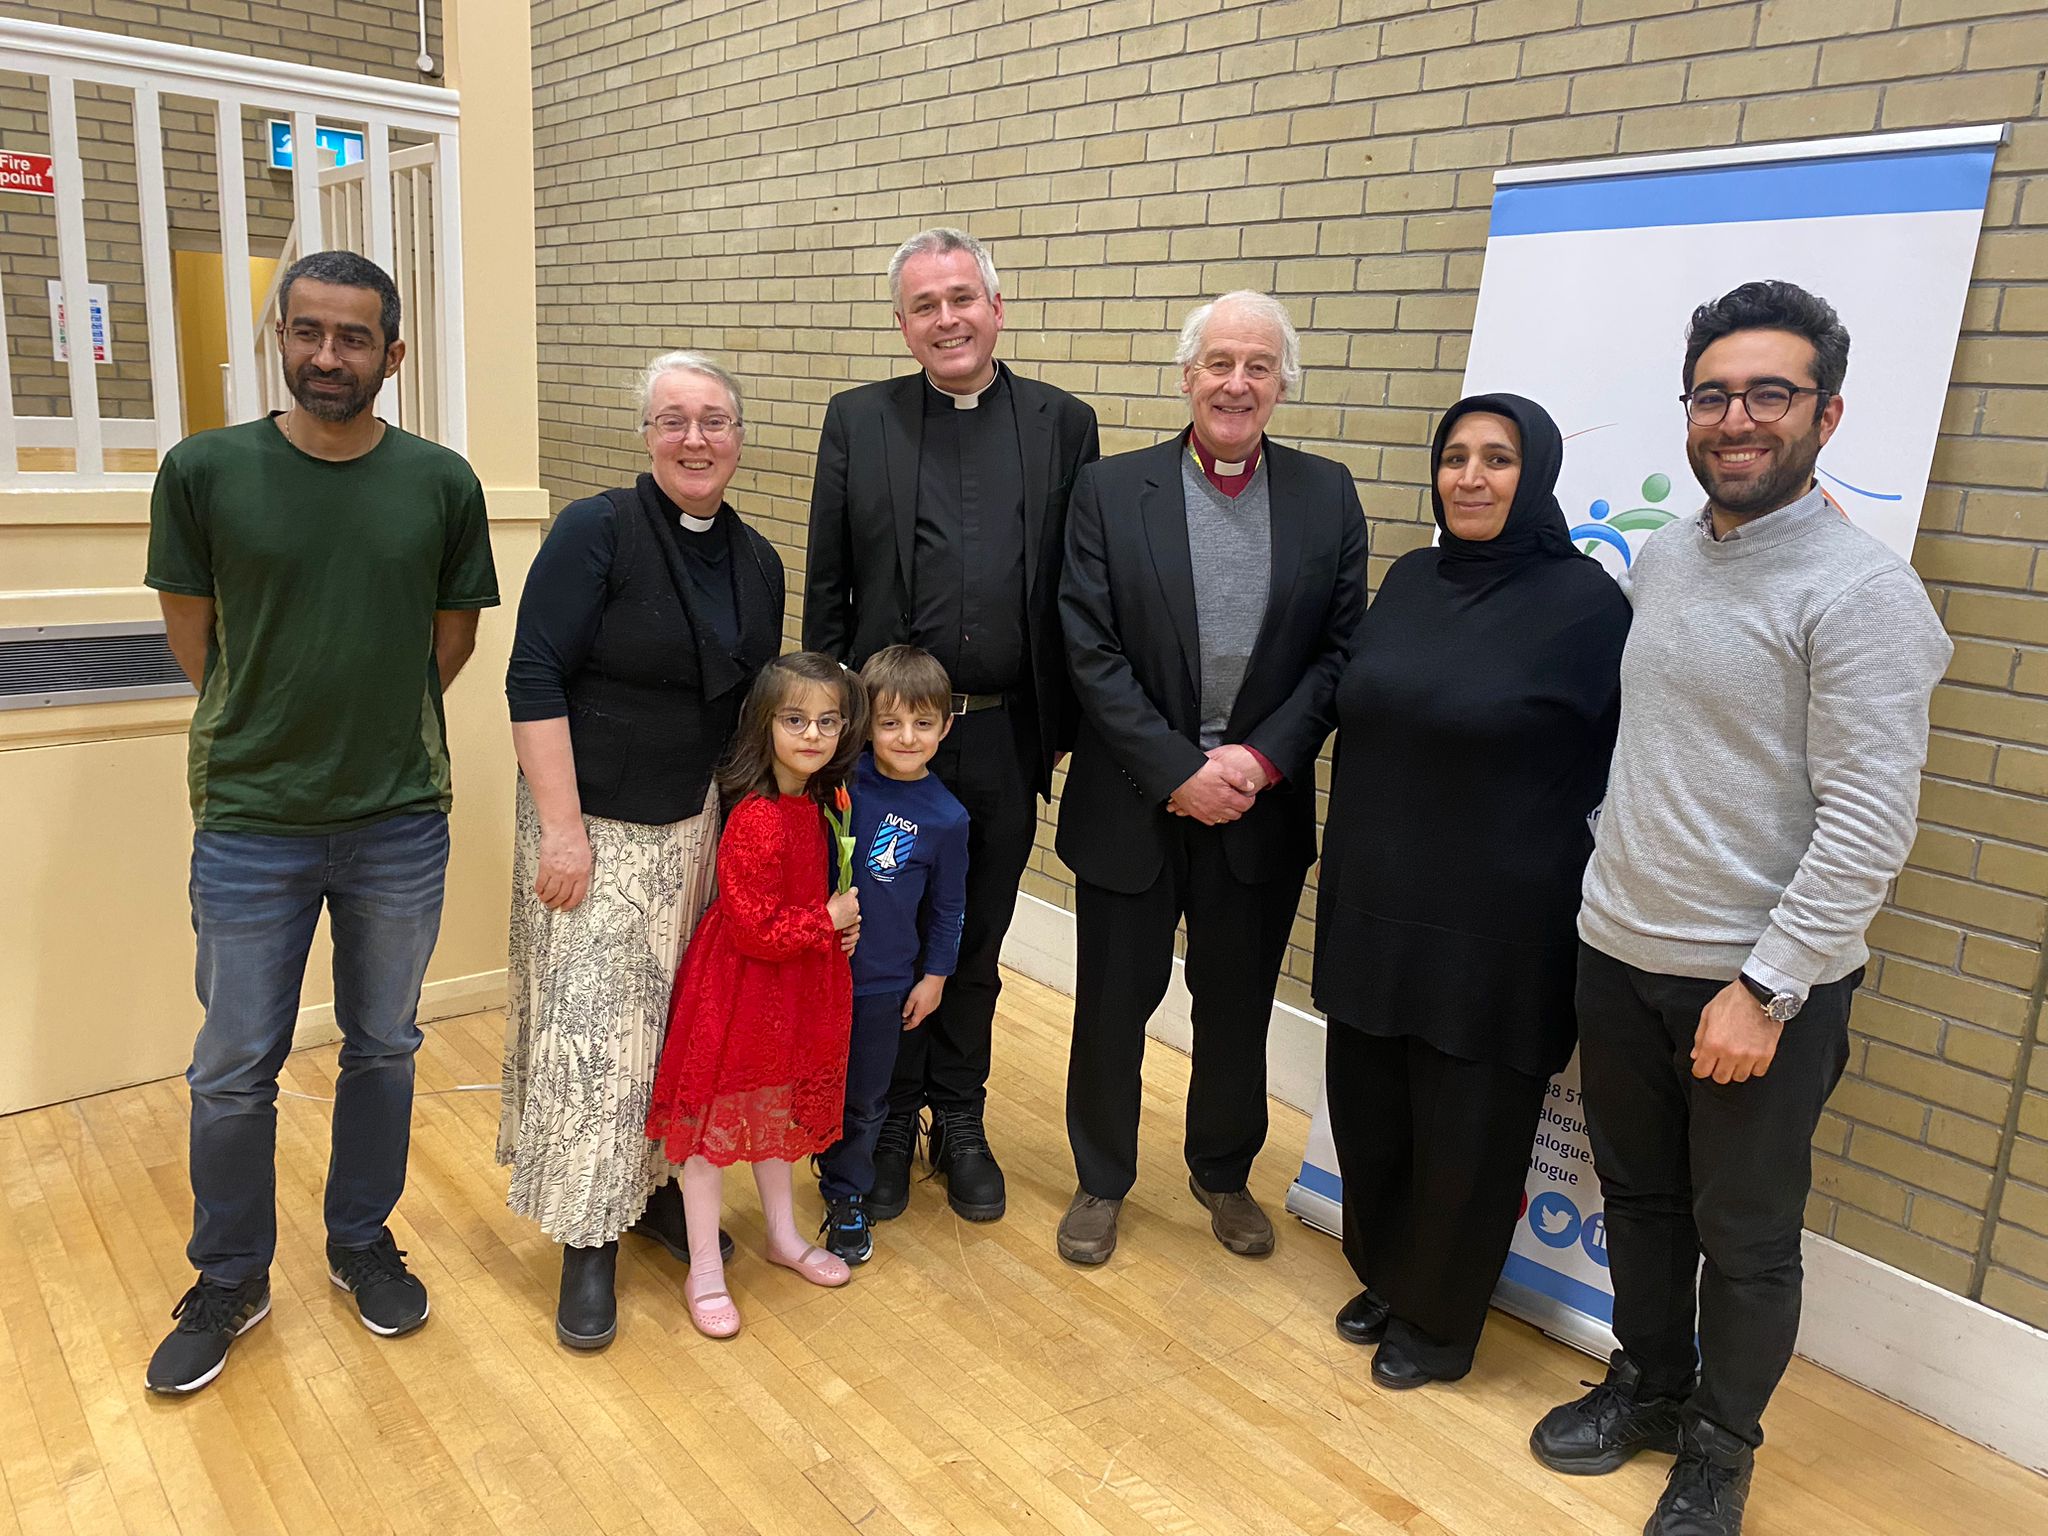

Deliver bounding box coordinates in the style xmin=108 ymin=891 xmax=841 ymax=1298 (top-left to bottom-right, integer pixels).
xmin=1288 ymin=124 xmax=2006 ymax=1360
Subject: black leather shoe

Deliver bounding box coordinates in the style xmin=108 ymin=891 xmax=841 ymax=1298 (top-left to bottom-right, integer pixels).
xmin=927 ymin=1106 xmax=1005 ymax=1221
xmin=1646 ymin=1418 xmax=1753 ymax=1535
xmin=629 ymin=1177 xmax=735 ymax=1264
xmin=556 ymin=1241 xmax=618 ymax=1350
xmin=869 ymin=1109 xmax=922 ymax=1222
xmin=1335 ymin=1289 xmax=1390 ymax=1346
xmin=1530 ymin=1349 xmax=1688 ymax=1475
xmin=1370 ymin=1336 xmax=1461 ymax=1391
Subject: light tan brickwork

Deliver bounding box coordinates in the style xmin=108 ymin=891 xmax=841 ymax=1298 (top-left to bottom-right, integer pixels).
xmin=1 ymin=3 xmax=441 ymax=421
xmin=531 ymin=0 xmax=2048 ymax=1326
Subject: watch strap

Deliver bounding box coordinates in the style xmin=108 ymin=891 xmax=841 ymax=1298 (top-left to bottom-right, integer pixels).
xmin=1738 ymin=972 xmax=1775 ymax=1007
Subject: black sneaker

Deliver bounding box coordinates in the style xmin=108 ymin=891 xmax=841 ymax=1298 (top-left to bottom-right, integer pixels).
xmin=1646 ymin=1418 xmax=1753 ymax=1535
xmin=145 ymin=1275 xmax=270 ymax=1395
xmin=630 ymin=1176 xmax=736 ymax=1264
xmin=869 ymin=1108 xmax=922 ymax=1222
xmin=1530 ymin=1350 xmax=1687 ymax=1475
xmin=927 ymin=1106 xmax=1005 ymax=1221
xmin=820 ymin=1195 xmax=874 ymax=1265
xmin=327 ymin=1228 xmax=429 ymax=1337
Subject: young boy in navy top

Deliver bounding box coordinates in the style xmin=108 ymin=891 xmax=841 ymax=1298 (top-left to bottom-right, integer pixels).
xmin=819 ymin=646 xmax=970 ymax=1263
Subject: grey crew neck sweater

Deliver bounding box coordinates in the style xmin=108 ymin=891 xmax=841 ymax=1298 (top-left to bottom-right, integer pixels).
xmin=1579 ymin=486 xmax=1952 ymax=993
xmin=1182 ymin=450 xmax=1272 ymax=749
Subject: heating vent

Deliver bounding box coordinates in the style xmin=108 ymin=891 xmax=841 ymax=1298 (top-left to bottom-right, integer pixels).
xmin=0 ymin=622 xmax=196 ymax=710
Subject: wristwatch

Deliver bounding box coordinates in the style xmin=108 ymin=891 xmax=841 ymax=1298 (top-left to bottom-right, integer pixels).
xmin=1738 ymin=971 xmax=1803 ymax=1024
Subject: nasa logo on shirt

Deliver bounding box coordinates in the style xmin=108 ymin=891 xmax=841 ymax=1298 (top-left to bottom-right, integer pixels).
xmin=865 ymin=813 xmax=918 ymax=884
xmin=1527 ymin=1190 xmax=1582 ymax=1250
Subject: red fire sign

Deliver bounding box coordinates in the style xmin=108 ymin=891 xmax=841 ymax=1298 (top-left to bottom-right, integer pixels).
xmin=0 ymin=151 xmax=54 ymax=196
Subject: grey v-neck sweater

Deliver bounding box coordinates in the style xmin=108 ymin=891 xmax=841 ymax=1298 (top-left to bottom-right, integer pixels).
xmin=1578 ymin=487 xmax=1952 ymax=993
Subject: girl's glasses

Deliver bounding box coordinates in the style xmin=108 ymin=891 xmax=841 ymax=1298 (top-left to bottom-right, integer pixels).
xmin=775 ymin=712 xmax=845 ymax=738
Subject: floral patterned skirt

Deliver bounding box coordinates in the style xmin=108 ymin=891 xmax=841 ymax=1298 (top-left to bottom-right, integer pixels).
xmin=496 ymin=777 xmax=717 ymax=1247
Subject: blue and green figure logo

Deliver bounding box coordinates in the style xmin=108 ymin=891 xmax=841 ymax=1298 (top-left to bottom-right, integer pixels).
xmin=1569 ymin=473 xmax=1679 ymax=566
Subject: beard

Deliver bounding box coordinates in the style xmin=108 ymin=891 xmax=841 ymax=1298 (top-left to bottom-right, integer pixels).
xmin=287 ymin=361 xmax=383 ymax=423
xmin=1687 ymin=423 xmax=1824 ymax=518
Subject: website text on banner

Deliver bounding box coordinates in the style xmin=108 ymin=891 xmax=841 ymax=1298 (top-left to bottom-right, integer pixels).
xmin=1287 ymin=125 xmax=2004 ymax=1359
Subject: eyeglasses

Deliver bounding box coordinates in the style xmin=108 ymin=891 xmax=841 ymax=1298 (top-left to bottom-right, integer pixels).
xmin=281 ymin=323 xmax=381 ymax=358
xmin=1679 ymin=383 xmax=1828 ymax=426
xmin=775 ymin=711 xmax=845 ymax=738
xmin=1193 ymin=357 xmax=1278 ymax=382
xmin=644 ymin=414 xmax=739 ymax=444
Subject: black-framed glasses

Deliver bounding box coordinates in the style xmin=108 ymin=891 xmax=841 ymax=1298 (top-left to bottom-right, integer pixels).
xmin=1680 ymin=383 xmax=1828 ymax=426
xmin=774 ymin=711 xmax=845 ymax=738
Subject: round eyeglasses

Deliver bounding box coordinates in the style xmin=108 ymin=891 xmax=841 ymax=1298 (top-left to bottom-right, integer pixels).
xmin=775 ymin=711 xmax=845 ymax=738
xmin=1679 ymin=384 xmax=1827 ymax=427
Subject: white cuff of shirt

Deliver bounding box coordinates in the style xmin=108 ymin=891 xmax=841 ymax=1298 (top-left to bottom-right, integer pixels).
xmin=1740 ymin=955 xmax=1808 ymax=1005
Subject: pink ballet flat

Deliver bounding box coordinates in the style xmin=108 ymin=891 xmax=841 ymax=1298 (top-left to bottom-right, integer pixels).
xmin=768 ymin=1244 xmax=851 ymax=1288
xmin=685 ymin=1288 xmax=741 ymax=1340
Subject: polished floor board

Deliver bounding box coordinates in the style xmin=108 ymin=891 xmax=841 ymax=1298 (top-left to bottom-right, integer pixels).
xmin=3 ymin=970 xmax=2044 ymax=1534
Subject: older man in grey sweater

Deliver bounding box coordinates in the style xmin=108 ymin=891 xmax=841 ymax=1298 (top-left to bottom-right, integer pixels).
xmin=1529 ymin=282 xmax=1952 ymax=1536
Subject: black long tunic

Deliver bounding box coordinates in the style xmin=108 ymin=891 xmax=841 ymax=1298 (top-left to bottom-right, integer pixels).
xmin=1312 ymin=393 xmax=1631 ymax=1080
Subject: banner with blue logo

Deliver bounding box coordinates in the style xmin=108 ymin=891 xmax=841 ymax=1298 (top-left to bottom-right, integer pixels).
xmin=1288 ymin=125 xmax=2002 ymax=1358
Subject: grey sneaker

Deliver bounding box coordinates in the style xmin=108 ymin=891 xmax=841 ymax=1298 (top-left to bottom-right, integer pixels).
xmin=1056 ymin=1190 xmax=1123 ymax=1265
xmin=1187 ymin=1177 xmax=1275 ymax=1256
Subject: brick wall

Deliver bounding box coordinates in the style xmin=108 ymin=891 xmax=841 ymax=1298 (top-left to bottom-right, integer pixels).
xmin=0 ymin=2 xmax=441 ymax=421
xmin=531 ymin=0 xmax=2048 ymax=1328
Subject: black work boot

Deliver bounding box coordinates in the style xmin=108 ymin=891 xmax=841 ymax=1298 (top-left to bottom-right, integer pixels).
xmin=556 ymin=1240 xmax=618 ymax=1350
xmin=1645 ymin=1417 xmax=1753 ymax=1535
xmin=868 ymin=1109 xmax=922 ymax=1222
xmin=927 ymin=1105 xmax=1005 ymax=1221
xmin=629 ymin=1177 xmax=735 ymax=1264
xmin=1530 ymin=1350 xmax=1688 ymax=1475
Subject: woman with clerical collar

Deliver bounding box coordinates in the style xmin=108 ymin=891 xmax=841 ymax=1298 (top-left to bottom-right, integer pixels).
xmin=1312 ymin=392 xmax=1632 ymax=1391
xmin=498 ymin=350 xmax=784 ymax=1349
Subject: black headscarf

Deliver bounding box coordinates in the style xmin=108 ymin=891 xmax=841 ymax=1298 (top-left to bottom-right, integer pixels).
xmin=1429 ymin=391 xmax=1586 ymax=570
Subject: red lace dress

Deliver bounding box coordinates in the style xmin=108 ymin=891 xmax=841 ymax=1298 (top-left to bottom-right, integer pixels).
xmin=646 ymin=792 xmax=852 ymax=1166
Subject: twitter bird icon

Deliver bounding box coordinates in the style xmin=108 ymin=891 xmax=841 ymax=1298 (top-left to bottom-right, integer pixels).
xmin=1528 ymin=1191 xmax=1583 ymax=1249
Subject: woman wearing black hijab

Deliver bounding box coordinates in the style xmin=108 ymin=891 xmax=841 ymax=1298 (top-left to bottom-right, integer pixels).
xmin=1313 ymin=393 xmax=1631 ymax=1390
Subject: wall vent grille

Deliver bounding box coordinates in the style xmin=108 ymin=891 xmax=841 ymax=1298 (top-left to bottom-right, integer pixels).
xmin=0 ymin=623 xmax=196 ymax=710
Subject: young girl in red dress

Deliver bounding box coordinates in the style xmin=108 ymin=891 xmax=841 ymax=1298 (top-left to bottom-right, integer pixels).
xmin=646 ymin=652 xmax=867 ymax=1338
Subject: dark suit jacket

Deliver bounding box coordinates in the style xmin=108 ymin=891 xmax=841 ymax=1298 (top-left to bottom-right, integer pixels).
xmin=802 ymin=366 xmax=1100 ymax=798
xmin=1056 ymin=434 xmax=1368 ymax=894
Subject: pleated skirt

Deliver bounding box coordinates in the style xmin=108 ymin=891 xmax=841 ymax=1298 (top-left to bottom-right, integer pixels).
xmin=496 ymin=777 xmax=718 ymax=1246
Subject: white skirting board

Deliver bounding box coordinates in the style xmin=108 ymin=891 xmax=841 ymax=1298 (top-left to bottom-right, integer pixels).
xmin=1000 ymin=891 xmax=2048 ymax=1474
xmin=290 ymin=967 xmax=509 ymax=1053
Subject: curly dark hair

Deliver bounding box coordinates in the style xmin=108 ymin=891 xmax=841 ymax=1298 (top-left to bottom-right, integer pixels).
xmin=1682 ymin=279 xmax=1849 ymax=396
xmin=716 ymin=652 xmax=868 ymax=811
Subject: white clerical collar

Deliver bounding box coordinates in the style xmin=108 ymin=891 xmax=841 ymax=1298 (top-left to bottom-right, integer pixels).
xmin=679 ymin=510 xmax=717 ymax=533
xmin=926 ymin=366 xmax=1000 ymax=409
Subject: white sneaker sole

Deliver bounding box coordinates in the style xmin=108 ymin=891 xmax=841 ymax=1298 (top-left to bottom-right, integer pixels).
xmin=147 ymin=1298 xmax=271 ymax=1395
xmin=328 ymin=1270 xmax=430 ymax=1336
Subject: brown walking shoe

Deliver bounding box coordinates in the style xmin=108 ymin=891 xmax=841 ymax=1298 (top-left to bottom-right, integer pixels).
xmin=1188 ymin=1177 xmax=1275 ymax=1256
xmin=1056 ymin=1190 xmax=1123 ymax=1265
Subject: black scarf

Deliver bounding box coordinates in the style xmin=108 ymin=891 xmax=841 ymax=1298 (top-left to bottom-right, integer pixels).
xmin=1429 ymin=391 xmax=1590 ymax=592
xmin=625 ymin=473 xmax=779 ymax=701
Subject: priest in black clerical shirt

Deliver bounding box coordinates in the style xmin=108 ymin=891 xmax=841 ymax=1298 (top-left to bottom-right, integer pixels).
xmin=804 ymin=227 xmax=1099 ymax=1224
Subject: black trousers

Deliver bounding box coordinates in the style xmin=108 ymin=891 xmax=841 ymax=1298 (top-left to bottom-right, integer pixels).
xmin=1325 ymin=1024 xmax=1548 ymax=1377
xmin=1067 ymin=818 xmax=1300 ymax=1200
xmin=818 ymin=990 xmax=908 ymax=1202
xmin=888 ymin=703 xmax=1038 ymax=1118
xmin=1576 ymin=942 xmax=1860 ymax=1447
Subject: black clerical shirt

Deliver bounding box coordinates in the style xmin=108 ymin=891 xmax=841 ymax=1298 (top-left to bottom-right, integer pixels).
xmin=911 ymin=366 xmax=1027 ymax=695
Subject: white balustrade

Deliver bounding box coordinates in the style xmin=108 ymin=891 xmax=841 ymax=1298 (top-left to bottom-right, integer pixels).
xmin=0 ymin=17 xmax=464 ymax=486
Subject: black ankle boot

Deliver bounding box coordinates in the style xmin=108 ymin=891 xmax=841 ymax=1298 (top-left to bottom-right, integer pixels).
xmin=869 ymin=1109 xmax=922 ymax=1222
xmin=1530 ymin=1350 xmax=1688 ymax=1475
xmin=927 ymin=1106 xmax=1005 ymax=1221
xmin=556 ymin=1241 xmax=618 ymax=1349
xmin=629 ymin=1178 xmax=735 ymax=1264
xmin=1647 ymin=1417 xmax=1753 ymax=1535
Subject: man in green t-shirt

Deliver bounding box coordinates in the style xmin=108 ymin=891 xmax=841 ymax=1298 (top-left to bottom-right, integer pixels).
xmin=141 ymin=251 xmax=498 ymax=1395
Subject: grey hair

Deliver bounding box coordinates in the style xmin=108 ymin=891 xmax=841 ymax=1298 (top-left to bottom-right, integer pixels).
xmin=1175 ymin=291 xmax=1302 ymax=394
xmin=636 ymin=350 xmax=745 ymax=429
xmin=887 ymin=228 xmax=1002 ymax=310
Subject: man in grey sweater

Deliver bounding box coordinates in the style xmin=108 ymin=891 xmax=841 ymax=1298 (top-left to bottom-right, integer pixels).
xmin=1529 ymin=281 xmax=1951 ymax=1536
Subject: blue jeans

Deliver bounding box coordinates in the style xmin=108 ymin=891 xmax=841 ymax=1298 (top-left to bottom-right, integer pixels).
xmin=185 ymin=811 xmax=449 ymax=1285
xmin=818 ymin=989 xmax=909 ymax=1202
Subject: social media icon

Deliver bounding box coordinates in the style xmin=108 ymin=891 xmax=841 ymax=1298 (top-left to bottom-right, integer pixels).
xmin=1580 ymin=1212 xmax=1609 ymax=1268
xmin=1528 ymin=1191 xmax=1582 ymax=1250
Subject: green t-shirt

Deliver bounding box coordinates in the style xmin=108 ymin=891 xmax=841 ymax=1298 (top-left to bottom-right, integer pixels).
xmin=146 ymin=416 xmax=500 ymax=835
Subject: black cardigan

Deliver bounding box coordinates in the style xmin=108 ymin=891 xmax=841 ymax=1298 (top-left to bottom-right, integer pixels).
xmin=506 ymin=475 xmax=784 ymax=824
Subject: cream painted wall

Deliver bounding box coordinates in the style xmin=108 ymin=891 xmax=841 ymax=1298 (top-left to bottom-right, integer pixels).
xmin=0 ymin=0 xmax=545 ymax=1116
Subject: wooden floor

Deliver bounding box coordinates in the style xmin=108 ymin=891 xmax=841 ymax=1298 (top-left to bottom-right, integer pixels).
xmin=5 ymin=973 xmax=2045 ymax=1535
